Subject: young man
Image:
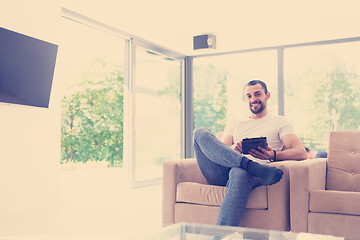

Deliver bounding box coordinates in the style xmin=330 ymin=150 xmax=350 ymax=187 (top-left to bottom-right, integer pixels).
xmin=193 ymin=80 xmax=306 ymax=227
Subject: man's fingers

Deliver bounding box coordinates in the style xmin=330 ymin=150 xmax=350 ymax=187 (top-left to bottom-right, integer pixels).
xmin=234 ymin=145 xmax=242 ymax=154
xmin=257 ymin=147 xmax=267 ymax=153
xmin=249 ymin=148 xmax=270 ymax=160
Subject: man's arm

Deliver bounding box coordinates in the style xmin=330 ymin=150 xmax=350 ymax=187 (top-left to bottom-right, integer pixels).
xmin=222 ymin=134 xmax=245 ymax=154
xmin=275 ymin=134 xmax=307 ymax=161
xmin=221 ymin=134 xmax=234 ymax=147
xmin=249 ymin=134 xmax=307 ymax=161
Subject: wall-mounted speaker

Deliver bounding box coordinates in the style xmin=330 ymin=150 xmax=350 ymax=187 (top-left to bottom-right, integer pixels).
xmin=193 ymin=34 xmax=216 ymax=50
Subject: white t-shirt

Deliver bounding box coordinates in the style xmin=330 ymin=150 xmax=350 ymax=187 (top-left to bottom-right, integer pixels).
xmin=222 ymin=114 xmax=295 ymax=162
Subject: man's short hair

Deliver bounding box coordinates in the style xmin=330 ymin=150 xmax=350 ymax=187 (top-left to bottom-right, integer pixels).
xmin=245 ymin=80 xmax=268 ymax=94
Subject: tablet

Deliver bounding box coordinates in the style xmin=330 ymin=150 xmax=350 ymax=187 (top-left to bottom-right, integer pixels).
xmin=242 ymin=137 xmax=268 ymax=154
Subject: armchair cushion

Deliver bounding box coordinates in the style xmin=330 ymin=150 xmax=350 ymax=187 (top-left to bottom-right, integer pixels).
xmin=176 ymin=182 xmax=267 ymax=209
xmin=309 ymin=190 xmax=360 ymax=215
xmin=327 ymin=131 xmax=360 ymax=192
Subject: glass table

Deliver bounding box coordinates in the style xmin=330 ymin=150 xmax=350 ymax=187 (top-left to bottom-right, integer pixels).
xmin=139 ymin=222 xmax=344 ymax=240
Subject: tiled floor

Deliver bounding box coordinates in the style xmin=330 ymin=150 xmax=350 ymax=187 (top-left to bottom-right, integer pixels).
xmin=0 ymin=167 xmax=163 ymax=239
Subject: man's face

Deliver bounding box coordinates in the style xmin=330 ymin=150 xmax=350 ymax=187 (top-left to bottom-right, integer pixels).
xmin=244 ymin=84 xmax=270 ymax=114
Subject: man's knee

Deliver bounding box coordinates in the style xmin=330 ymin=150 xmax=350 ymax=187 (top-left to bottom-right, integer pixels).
xmin=194 ymin=127 xmax=211 ymax=144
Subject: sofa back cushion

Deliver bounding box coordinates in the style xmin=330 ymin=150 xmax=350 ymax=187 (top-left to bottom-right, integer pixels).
xmin=326 ymin=131 xmax=360 ymax=192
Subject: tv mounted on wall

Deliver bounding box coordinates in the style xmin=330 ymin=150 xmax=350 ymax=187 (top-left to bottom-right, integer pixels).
xmin=0 ymin=26 xmax=58 ymax=108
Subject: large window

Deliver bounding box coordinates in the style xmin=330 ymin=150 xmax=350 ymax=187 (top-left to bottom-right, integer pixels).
xmin=59 ymin=10 xmax=185 ymax=188
xmin=193 ymin=51 xmax=278 ymax=134
xmin=284 ymin=42 xmax=360 ymax=150
xmin=59 ymin=9 xmax=360 ymax=181
xmin=59 ymin=17 xmax=125 ymax=168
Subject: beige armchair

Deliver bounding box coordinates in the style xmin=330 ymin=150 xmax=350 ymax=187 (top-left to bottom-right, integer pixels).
xmin=290 ymin=131 xmax=360 ymax=240
xmin=163 ymin=158 xmax=298 ymax=231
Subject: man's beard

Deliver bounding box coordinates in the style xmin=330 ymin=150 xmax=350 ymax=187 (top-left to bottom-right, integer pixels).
xmin=249 ymin=101 xmax=266 ymax=114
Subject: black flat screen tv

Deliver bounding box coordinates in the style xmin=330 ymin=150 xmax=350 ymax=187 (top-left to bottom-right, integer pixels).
xmin=0 ymin=26 xmax=58 ymax=108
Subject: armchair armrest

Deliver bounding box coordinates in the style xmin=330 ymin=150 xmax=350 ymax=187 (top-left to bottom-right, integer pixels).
xmin=266 ymin=160 xmax=301 ymax=231
xmin=289 ymin=158 xmax=327 ymax=233
xmin=162 ymin=158 xmax=208 ymax=226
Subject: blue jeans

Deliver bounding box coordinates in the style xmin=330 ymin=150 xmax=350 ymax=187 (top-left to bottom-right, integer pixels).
xmin=193 ymin=127 xmax=265 ymax=226
xmin=315 ymin=151 xmax=328 ymax=158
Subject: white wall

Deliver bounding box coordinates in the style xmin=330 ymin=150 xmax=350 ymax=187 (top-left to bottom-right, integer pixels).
xmin=59 ymin=0 xmax=360 ymax=55
xmin=0 ymin=0 xmax=60 ymax=225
